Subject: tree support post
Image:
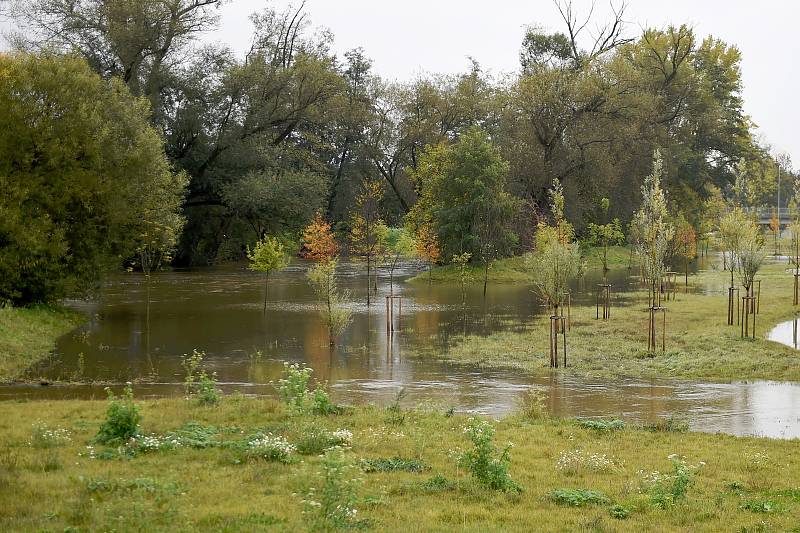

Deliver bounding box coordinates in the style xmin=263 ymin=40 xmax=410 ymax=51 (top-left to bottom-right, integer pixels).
xmin=549 ymin=315 xmax=567 ymax=368
xmin=727 ymin=287 xmax=740 ymax=326
xmin=596 ymin=284 xmax=612 ymax=320
xmin=741 ymin=295 xmax=756 ymax=339
xmin=648 ymin=306 xmax=666 ymax=353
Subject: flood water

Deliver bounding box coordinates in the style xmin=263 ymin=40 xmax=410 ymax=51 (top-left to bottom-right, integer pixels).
xmin=4 ymin=259 xmax=800 ymax=439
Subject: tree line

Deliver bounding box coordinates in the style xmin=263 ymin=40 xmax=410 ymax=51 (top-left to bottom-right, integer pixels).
xmin=1 ymin=0 xmax=795 ymax=305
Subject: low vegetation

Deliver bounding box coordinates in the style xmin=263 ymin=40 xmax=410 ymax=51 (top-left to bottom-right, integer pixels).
xmin=0 ymin=305 xmax=82 ymax=382
xmin=1 ymin=394 xmax=800 ymax=531
xmin=429 ymin=261 xmax=800 ymax=382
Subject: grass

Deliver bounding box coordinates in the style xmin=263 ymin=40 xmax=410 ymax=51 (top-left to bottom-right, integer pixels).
xmin=1 ymin=397 xmax=800 ymax=531
xmin=0 ymin=306 xmax=83 ymax=382
xmin=424 ymin=260 xmax=800 ymax=382
xmin=408 ymin=246 xmax=634 ymax=284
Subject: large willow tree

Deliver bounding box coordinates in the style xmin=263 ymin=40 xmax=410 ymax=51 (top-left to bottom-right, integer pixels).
xmin=0 ymin=53 xmax=186 ymax=304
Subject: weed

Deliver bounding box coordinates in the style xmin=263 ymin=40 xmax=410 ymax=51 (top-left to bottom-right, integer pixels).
xmin=577 ymin=418 xmax=625 ymax=432
xmin=302 ymin=448 xmax=368 ymax=531
xmin=385 ymin=388 xmax=407 ymax=425
xmin=277 ymin=363 xmax=341 ymax=415
xmin=245 ymin=433 xmax=295 ymax=464
xmin=740 ymin=499 xmax=783 ymax=513
xmin=29 ymin=421 xmax=71 ymax=448
xmin=642 ymin=415 xmax=689 ymax=433
xmin=361 ymin=457 xmax=430 ymax=473
xmin=556 ymin=449 xmax=619 ymax=474
xmin=295 ymin=427 xmax=353 ymax=455
xmin=416 ymin=475 xmax=456 ymax=493
xmin=609 ymin=504 xmax=630 ymax=519
xmin=640 ymin=454 xmax=704 ymax=508
xmin=517 ymin=389 xmax=548 ymax=420
xmin=94 ymin=383 xmax=141 ymax=446
xmin=548 ymin=488 xmax=609 ymax=507
xmin=457 ymin=418 xmax=521 ymax=493
xmin=182 ymin=350 xmax=220 ymax=406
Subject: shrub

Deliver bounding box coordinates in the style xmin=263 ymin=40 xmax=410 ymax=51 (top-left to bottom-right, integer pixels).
xmin=640 ymin=454 xmax=704 ymax=508
xmin=458 ymin=418 xmax=521 ymax=493
xmin=361 ymin=457 xmax=430 ymax=473
xmin=277 ymin=363 xmax=341 ymax=415
xmin=577 ymin=418 xmax=625 ymax=432
xmin=95 ymin=383 xmax=141 ymax=446
xmin=548 ymin=488 xmax=609 ymax=507
xmin=302 ymin=448 xmax=367 ymax=530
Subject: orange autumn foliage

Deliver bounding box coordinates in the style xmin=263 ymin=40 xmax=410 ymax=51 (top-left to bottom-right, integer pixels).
xmin=301 ymin=212 xmax=338 ymax=262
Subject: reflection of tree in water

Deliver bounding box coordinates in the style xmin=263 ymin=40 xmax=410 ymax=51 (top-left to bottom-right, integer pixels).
xmin=304 ymin=319 xmax=333 ymax=383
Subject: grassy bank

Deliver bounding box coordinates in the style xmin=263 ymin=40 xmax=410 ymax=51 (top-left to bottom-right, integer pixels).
xmin=0 ymin=306 xmax=83 ymax=382
xmin=424 ymin=261 xmax=800 ymax=382
xmin=1 ymin=397 xmax=799 ymax=531
xmin=408 ymin=246 xmax=633 ymax=284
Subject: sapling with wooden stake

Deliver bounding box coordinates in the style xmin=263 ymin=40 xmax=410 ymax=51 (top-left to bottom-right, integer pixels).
xmin=247 ymin=235 xmax=290 ymax=313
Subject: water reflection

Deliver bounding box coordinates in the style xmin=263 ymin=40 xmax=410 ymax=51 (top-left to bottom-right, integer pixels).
xmin=768 ymin=318 xmax=800 ymax=350
xmin=5 ymin=259 xmax=800 ymax=439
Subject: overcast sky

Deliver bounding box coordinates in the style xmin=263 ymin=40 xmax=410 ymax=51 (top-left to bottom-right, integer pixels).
xmin=3 ymin=1 xmax=797 ymax=166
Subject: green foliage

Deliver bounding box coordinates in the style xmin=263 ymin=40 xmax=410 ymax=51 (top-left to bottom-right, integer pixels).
xmin=458 ymin=418 xmax=521 ymax=493
xmin=361 ymin=457 xmax=430 ymax=473
xmin=307 ymin=259 xmax=353 ymax=345
xmin=548 ymin=488 xmax=609 ymax=507
xmin=247 ymin=236 xmax=290 ymax=275
xmin=642 ymin=415 xmax=689 ymax=433
xmin=181 ymin=350 xmax=220 ymax=406
xmin=739 ymin=499 xmax=783 ymax=514
xmin=736 ymin=222 xmax=766 ymax=292
xmin=408 ymin=128 xmax=519 ymax=262
xmin=295 ymin=427 xmax=352 ymax=456
xmin=302 ymin=448 xmax=367 ymax=531
xmin=632 ymin=150 xmax=674 ymax=297
xmin=609 ymin=504 xmax=630 ymax=519
xmin=276 ymin=363 xmax=340 ymax=416
xmin=577 ymin=419 xmax=625 ymax=432
xmin=587 ymin=198 xmax=625 ymax=271
xmin=95 ymin=384 xmax=142 ymax=446
xmin=0 ymin=53 xmax=186 ymax=304
xmin=644 ymin=454 xmax=702 ymax=509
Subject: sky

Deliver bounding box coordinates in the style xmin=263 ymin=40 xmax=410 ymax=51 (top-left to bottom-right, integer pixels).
xmin=2 ymin=1 xmax=797 ymax=166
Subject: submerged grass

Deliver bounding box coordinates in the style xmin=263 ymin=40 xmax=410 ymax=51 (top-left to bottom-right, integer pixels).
xmin=1 ymin=398 xmax=800 ymax=531
xmin=0 ymin=306 xmax=83 ymax=382
xmin=430 ymin=261 xmax=800 ymax=382
xmin=407 ymin=246 xmax=633 ymax=284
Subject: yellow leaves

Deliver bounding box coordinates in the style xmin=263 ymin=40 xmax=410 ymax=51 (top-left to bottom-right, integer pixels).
xmin=301 ymin=211 xmax=338 ymax=262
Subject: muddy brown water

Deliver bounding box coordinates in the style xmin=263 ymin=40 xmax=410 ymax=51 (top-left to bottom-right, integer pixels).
xmin=4 ymin=259 xmax=800 ymax=439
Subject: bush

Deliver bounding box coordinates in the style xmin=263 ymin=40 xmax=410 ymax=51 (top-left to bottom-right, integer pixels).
xmin=516 ymin=389 xmax=548 ymax=420
xmin=95 ymin=384 xmax=141 ymax=446
xmin=548 ymin=488 xmax=609 ymax=507
xmin=458 ymin=418 xmax=520 ymax=493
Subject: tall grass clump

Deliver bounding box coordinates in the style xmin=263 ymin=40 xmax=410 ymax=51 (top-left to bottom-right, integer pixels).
xmin=457 ymin=418 xmax=520 ymax=493
xmin=640 ymin=454 xmax=704 ymax=508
